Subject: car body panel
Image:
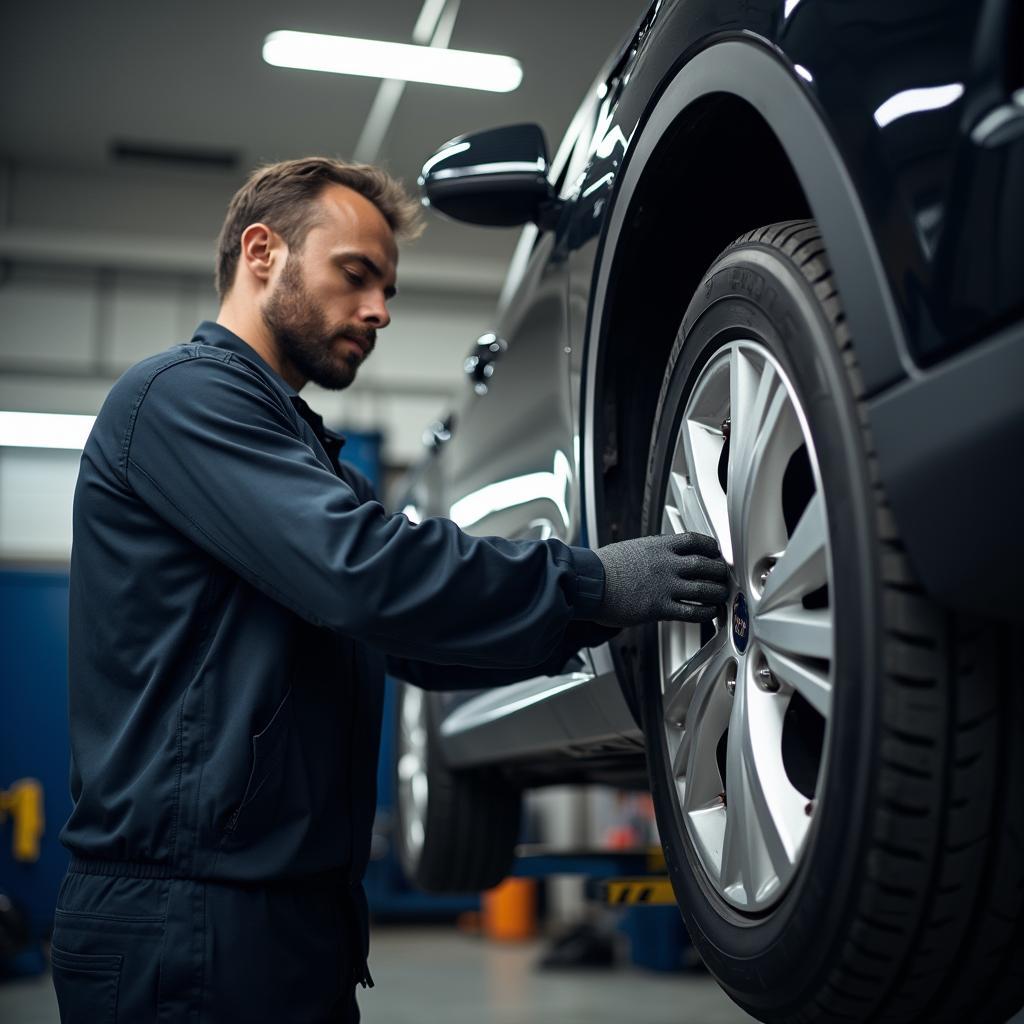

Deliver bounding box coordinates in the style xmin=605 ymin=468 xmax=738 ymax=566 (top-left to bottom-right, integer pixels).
xmin=571 ymin=0 xmax=1022 ymax=616
xmin=572 ymin=0 xmax=1022 ymax=381
xmin=443 ymin=228 xmax=581 ymax=545
xmin=405 ymin=0 xmax=1023 ymax=775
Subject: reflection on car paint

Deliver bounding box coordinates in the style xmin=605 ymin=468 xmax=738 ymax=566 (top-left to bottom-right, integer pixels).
xmin=873 ymin=83 xmax=965 ymax=129
xmin=448 ymin=450 xmax=573 ymax=531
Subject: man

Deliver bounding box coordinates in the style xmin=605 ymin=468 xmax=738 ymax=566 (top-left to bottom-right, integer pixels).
xmin=52 ymin=157 xmax=729 ymax=1022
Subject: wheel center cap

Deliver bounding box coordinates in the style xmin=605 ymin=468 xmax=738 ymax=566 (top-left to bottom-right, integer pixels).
xmin=732 ymin=593 xmax=750 ymax=654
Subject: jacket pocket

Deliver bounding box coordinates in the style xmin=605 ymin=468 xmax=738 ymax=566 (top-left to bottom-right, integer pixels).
xmin=50 ymin=945 xmax=122 ymax=1024
xmin=225 ymin=687 xmax=293 ymax=834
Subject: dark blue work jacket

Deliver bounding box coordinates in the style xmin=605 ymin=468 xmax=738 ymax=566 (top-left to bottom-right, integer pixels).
xmin=62 ymin=322 xmax=610 ymax=969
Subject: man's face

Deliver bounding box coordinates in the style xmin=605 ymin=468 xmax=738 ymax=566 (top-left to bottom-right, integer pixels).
xmin=261 ymin=184 xmax=398 ymax=390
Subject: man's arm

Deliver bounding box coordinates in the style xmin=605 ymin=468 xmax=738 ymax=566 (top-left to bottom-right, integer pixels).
xmin=385 ymin=620 xmax=621 ymax=691
xmin=126 ymin=352 xmax=604 ymax=671
xmin=339 ymin=457 xmax=621 ymax=690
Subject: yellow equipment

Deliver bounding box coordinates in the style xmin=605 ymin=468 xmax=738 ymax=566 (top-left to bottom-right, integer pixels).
xmin=0 ymin=778 xmax=45 ymax=863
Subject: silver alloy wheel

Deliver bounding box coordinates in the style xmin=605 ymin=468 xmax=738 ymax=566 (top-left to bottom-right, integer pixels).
xmin=659 ymin=340 xmax=834 ymax=913
xmin=397 ymin=686 xmax=429 ymax=863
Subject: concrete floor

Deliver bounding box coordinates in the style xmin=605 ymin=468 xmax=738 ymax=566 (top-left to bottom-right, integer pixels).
xmin=0 ymin=925 xmax=756 ymax=1023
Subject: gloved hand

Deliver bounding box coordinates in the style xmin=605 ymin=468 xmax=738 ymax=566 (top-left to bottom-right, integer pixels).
xmin=594 ymin=532 xmax=729 ymax=626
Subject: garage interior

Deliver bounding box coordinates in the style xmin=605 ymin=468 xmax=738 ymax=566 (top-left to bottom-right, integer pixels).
xmin=2 ymin=1 xmax=1023 ymax=1022
xmin=0 ymin=1 xmax=757 ymax=1020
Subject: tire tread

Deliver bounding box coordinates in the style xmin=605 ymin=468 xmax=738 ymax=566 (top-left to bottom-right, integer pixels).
xmin=744 ymin=221 xmax=1022 ymax=1024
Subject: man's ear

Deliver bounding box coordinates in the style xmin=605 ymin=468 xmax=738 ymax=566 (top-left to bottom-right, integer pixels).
xmin=239 ymin=223 xmax=282 ymax=286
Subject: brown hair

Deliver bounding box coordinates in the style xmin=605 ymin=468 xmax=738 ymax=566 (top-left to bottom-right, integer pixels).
xmin=215 ymin=157 xmax=424 ymax=299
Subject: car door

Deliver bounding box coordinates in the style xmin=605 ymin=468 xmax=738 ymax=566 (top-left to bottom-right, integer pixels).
xmin=439 ymin=178 xmax=580 ymax=544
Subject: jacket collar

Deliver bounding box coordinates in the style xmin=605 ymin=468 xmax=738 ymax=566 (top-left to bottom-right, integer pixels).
xmin=191 ymin=321 xmax=346 ymax=453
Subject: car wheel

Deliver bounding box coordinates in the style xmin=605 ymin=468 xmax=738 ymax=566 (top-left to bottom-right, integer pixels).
xmin=639 ymin=220 xmax=1023 ymax=1023
xmin=394 ymin=683 xmax=522 ymax=892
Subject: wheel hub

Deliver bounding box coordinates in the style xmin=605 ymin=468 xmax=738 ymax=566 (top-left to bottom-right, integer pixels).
xmin=731 ymin=593 xmax=750 ymax=654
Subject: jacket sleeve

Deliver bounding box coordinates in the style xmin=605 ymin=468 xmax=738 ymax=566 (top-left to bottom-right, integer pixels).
xmin=125 ymin=352 xmax=606 ymax=669
xmin=385 ymin=620 xmax=621 ymax=691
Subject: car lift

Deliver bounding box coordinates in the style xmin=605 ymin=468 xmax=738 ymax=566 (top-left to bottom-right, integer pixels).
xmin=512 ymin=843 xmax=673 ymax=902
xmin=512 ymin=845 xmax=694 ymax=971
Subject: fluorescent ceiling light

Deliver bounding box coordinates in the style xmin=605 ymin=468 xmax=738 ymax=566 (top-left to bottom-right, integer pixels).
xmin=0 ymin=411 xmax=95 ymax=450
xmin=874 ymin=83 xmax=964 ymax=128
xmin=263 ymin=30 xmax=522 ymax=93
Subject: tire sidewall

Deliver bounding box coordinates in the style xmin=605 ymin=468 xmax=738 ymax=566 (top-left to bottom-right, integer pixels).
xmin=639 ymin=244 xmax=882 ymax=1013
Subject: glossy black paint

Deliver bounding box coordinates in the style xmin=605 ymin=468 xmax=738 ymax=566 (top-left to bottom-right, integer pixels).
xmin=564 ymin=0 xmax=1023 ymax=615
xmin=570 ymin=0 xmax=1023 ymax=369
xmin=416 ymin=0 xmax=1023 ymax=635
xmin=419 ymin=124 xmax=557 ymax=228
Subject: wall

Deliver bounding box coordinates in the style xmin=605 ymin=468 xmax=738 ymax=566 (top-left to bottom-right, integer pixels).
xmin=0 ymin=159 xmax=511 ymax=560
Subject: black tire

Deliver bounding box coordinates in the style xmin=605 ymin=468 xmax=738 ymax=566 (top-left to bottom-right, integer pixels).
xmin=639 ymin=220 xmax=1023 ymax=1023
xmin=393 ymin=683 xmax=522 ymax=892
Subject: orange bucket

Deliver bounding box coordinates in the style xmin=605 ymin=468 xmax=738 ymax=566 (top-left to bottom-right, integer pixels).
xmin=482 ymin=876 xmax=537 ymax=942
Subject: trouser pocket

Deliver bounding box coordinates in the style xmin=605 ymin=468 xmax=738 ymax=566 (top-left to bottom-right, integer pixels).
xmin=51 ymin=945 xmax=123 ymax=1024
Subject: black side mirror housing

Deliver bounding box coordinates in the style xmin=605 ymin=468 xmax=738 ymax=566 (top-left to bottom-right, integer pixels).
xmin=419 ymin=123 xmax=558 ymax=228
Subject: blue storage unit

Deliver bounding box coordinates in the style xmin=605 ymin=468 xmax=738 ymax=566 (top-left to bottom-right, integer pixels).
xmin=0 ymin=568 xmax=73 ymax=947
xmin=337 ymin=429 xmax=384 ymax=495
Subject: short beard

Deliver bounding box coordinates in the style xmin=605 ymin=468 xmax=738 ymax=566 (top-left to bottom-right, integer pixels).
xmin=261 ymin=255 xmax=374 ymax=391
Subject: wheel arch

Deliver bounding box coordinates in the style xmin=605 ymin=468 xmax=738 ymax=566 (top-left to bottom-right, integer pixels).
xmin=584 ymin=39 xmax=911 ymax=551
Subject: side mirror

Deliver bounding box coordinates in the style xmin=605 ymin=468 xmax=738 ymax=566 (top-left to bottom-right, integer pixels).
xmin=419 ymin=124 xmax=558 ymax=228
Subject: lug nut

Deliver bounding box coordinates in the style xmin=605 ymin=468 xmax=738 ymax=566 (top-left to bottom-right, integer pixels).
xmin=759 ymin=560 xmax=776 ymax=585
xmin=726 ymin=677 xmax=736 ymax=696
xmin=757 ymin=667 xmax=780 ymax=692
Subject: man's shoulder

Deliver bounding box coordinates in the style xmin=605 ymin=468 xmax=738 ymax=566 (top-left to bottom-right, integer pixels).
xmin=112 ymin=342 xmax=229 ymax=392
xmin=94 ymin=343 xmax=285 ymax=452
xmin=107 ymin=341 xmax=280 ymax=411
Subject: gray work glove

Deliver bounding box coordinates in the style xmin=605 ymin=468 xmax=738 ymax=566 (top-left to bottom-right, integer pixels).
xmin=594 ymin=532 xmax=729 ymax=626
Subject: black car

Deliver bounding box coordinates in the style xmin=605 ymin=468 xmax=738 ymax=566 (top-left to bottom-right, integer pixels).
xmin=393 ymin=2 xmax=1024 ymax=1022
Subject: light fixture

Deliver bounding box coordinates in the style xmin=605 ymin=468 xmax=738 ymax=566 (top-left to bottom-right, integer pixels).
xmin=263 ymin=30 xmax=522 ymax=93
xmin=0 ymin=411 xmax=95 ymax=450
xmin=874 ymin=83 xmax=964 ymax=128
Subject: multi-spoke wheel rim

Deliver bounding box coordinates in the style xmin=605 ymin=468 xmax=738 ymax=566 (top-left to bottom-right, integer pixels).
xmin=397 ymin=686 xmax=429 ymax=863
xmin=659 ymin=340 xmax=834 ymax=913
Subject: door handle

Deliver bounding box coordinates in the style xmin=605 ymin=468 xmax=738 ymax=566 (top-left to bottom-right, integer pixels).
xmin=422 ymin=413 xmax=454 ymax=453
xmin=464 ymin=333 xmax=508 ymax=395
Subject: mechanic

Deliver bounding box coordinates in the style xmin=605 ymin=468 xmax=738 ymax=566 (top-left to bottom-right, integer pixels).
xmin=52 ymin=157 xmax=730 ymax=1023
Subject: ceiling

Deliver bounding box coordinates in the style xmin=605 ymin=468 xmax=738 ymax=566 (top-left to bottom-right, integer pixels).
xmin=2 ymin=0 xmax=647 ymax=265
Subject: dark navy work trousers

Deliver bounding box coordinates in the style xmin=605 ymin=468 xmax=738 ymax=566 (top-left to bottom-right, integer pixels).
xmin=50 ymin=869 xmax=361 ymax=1023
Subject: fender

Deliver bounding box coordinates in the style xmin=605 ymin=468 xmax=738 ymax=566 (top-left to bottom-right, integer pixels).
xmin=582 ymin=37 xmax=915 ymax=555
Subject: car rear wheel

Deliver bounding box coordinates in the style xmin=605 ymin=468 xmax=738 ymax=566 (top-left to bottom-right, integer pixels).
xmin=394 ymin=683 xmax=522 ymax=892
xmin=639 ymin=220 xmax=1023 ymax=1023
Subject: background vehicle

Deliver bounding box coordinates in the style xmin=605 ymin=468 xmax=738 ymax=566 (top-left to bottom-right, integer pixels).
xmin=394 ymin=2 xmax=1024 ymax=1021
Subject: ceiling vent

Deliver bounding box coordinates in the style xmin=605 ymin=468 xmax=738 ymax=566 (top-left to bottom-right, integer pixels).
xmin=110 ymin=140 xmax=240 ymax=171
